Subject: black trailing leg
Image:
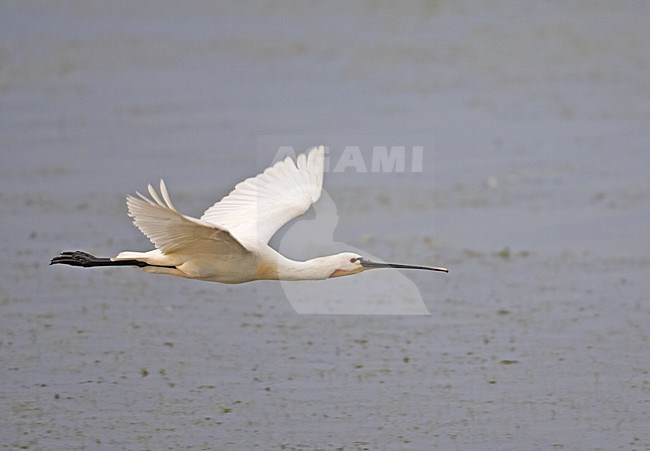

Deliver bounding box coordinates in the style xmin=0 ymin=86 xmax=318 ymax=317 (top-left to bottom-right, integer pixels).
xmin=50 ymin=251 xmax=149 ymax=268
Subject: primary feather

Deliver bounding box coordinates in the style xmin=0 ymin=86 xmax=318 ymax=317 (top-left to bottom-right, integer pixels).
xmin=126 ymin=181 xmax=247 ymax=256
xmin=200 ymin=145 xmax=325 ymax=244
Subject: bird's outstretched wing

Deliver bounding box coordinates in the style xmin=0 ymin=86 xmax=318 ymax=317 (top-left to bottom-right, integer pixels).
xmin=127 ymin=180 xmax=248 ymax=255
xmin=200 ymin=146 xmax=325 ymax=244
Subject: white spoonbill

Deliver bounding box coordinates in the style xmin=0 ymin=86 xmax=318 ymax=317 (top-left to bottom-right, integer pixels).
xmin=51 ymin=146 xmax=448 ymax=283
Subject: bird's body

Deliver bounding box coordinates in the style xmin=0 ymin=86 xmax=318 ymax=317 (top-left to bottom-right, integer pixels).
xmin=51 ymin=146 xmax=447 ymax=282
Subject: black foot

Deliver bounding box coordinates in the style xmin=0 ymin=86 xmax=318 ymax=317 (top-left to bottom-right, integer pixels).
xmin=50 ymin=251 xmax=109 ymax=267
xmin=50 ymin=250 xmax=153 ymax=268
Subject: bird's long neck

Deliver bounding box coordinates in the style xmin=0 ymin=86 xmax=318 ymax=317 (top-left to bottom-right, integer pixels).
xmin=270 ymin=254 xmax=338 ymax=281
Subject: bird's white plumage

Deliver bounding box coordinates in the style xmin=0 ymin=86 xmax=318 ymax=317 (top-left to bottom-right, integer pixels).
xmin=126 ymin=180 xmax=247 ymax=256
xmin=52 ymin=144 xmax=447 ymax=285
xmin=125 ymin=146 xmax=324 ymax=257
xmin=200 ymin=145 xmax=324 ymax=244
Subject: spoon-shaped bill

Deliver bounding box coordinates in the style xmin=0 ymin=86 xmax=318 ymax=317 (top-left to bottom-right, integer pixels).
xmin=359 ymin=258 xmax=448 ymax=273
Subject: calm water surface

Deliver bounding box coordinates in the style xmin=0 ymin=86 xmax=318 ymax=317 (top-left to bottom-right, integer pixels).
xmin=1 ymin=1 xmax=648 ymax=448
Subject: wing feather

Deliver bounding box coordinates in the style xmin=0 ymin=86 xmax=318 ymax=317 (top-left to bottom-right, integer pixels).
xmin=127 ymin=180 xmax=247 ymax=255
xmin=200 ymin=146 xmax=325 ymax=243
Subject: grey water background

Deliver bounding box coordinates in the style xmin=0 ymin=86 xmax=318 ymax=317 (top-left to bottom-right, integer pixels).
xmin=1 ymin=1 xmax=649 ymax=448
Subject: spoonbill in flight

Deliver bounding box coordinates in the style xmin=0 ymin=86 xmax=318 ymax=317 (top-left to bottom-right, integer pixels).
xmin=51 ymin=146 xmax=448 ymax=283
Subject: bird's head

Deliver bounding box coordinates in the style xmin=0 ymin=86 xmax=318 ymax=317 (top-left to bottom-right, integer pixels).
xmin=328 ymin=252 xmax=366 ymax=278
xmin=328 ymin=252 xmax=448 ymax=279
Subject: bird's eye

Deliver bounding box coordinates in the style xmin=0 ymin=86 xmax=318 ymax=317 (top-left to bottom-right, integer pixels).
xmin=350 ymin=257 xmax=360 ymax=263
